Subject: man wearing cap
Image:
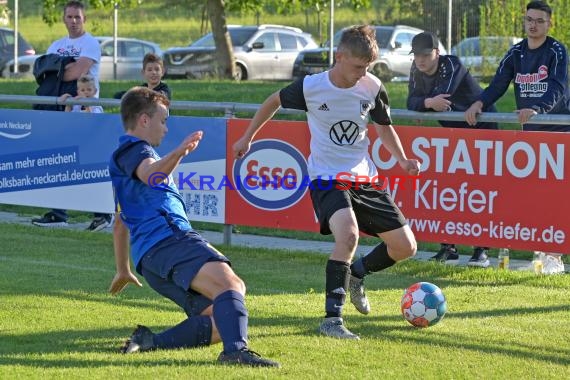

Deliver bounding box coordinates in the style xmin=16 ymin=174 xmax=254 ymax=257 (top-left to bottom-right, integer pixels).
xmin=407 ymin=31 xmax=497 ymax=267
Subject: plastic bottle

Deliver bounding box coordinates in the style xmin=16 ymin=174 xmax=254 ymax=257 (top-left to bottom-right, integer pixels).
xmin=498 ymin=248 xmax=510 ymax=269
xmin=532 ymin=251 xmax=544 ymax=274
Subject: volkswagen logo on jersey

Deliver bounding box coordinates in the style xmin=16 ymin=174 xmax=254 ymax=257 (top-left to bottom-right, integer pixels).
xmin=232 ymin=139 xmax=309 ymax=211
xmin=329 ymin=120 xmax=359 ymax=145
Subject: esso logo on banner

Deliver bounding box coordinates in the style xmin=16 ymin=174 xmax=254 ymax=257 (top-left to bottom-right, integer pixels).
xmin=232 ymin=139 xmax=308 ymax=210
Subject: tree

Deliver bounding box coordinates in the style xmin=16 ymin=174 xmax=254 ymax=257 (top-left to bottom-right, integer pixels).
xmin=211 ymin=0 xmax=371 ymax=79
xmin=207 ymin=0 xmax=236 ymax=79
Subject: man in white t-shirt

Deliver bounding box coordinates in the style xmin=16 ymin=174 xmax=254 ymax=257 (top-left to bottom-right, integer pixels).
xmin=32 ymin=0 xmax=108 ymax=229
xmin=47 ymin=0 xmax=101 ymax=96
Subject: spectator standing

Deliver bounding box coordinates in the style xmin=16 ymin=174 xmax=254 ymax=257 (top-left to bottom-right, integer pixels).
xmin=465 ymin=0 xmax=569 ymax=274
xmin=114 ymin=53 xmax=171 ymax=100
xmin=465 ymin=0 xmax=570 ymax=132
xmin=141 ymin=53 xmax=171 ymax=99
xmin=407 ymin=31 xmax=498 ymax=268
xmin=31 ymin=0 xmax=106 ymax=229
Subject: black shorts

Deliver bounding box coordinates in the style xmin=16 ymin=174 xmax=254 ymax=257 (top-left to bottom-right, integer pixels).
xmin=309 ymin=180 xmax=406 ymax=236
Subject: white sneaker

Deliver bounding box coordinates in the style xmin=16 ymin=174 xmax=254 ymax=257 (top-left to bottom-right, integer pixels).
xmin=319 ymin=317 xmax=360 ymax=340
xmin=348 ymin=275 xmax=371 ymax=314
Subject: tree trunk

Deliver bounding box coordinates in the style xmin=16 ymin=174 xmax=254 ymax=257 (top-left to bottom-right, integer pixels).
xmin=207 ymin=0 xmax=236 ymax=80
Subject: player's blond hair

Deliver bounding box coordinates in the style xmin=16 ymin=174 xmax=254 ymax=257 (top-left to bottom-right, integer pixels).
xmin=337 ymin=25 xmax=379 ymax=63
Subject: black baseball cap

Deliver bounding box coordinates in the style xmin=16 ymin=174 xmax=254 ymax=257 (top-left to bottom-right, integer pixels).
xmin=410 ymin=32 xmax=439 ymax=54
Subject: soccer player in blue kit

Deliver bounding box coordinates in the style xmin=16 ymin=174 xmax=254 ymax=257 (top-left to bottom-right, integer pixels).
xmin=108 ymin=87 xmax=279 ymax=367
xmin=233 ymin=25 xmax=420 ymax=339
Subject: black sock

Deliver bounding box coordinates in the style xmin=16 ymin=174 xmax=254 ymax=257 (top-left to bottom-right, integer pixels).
xmin=325 ymin=260 xmax=350 ymax=318
xmin=350 ymin=242 xmax=395 ymax=278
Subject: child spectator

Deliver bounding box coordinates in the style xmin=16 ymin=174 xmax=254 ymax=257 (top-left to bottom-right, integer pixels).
xmin=59 ymin=74 xmax=104 ymax=113
xmin=114 ymin=53 xmax=171 ymax=100
xmin=141 ymin=53 xmax=171 ymax=99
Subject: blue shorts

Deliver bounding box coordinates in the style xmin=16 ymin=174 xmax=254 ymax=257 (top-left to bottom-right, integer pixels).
xmin=139 ymin=230 xmax=230 ymax=316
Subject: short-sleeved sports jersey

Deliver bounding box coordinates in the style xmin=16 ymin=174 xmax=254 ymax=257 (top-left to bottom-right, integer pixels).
xmin=109 ymin=135 xmax=192 ymax=268
xmin=280 ymin=71 xmax=391 ymax=181
xmin=480 ymin=36 xmax=570 ymax=131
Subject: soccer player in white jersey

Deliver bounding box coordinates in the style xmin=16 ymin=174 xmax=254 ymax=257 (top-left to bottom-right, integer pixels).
xmin=233 ymin=25 xmax=420 ymax=339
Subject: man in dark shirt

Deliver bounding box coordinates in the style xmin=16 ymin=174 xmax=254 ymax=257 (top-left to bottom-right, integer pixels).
xmin=407 ymin=31 xmax=497 ymax=267
xmin=465 ymin=0 xmax=569 ymax=272
xmin=465 ymin=0 xmax=570 ymax=132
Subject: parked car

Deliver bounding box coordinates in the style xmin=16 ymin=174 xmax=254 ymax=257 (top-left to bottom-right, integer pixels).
xmin=2 ymin=36 xmax=162 ymax=80
xmin=451 ymin=36 xmax=522 ymax=79
xmin=293 ymin=25 xmax=447 ymax=82
xmin=0 ymin=27 xmax=35 ymax=73
xmin=163 ymin=24 xmax=318 ymax=80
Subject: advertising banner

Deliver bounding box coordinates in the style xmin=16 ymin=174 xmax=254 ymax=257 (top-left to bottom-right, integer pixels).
xmin=226 ymin=119 xmax=570 ymax=252
xmin=0 ymin=109 xmax=226 ymax=223
xmin=373 ymin=126 xmax=568 ymax=252
xmin=226 ymin=119 xmax=319 ymax=231
xmin=2 ymin=109 xmax=568 ymax=252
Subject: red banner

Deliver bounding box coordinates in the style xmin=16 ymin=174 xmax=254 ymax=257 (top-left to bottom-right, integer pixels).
xmin=226 ymin=119 xmax=570 ymax=253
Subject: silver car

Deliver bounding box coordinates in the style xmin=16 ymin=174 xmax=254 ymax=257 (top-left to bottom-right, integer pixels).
xmin=0 ymin=27 xmax=35 ymax=72
xmin=2 ymin=36 xmax=162 ymax=80
xmin=163 ymin=24 xmax=318 ymax=81
xmin=451 ymin=36 xmax=523 ymax=79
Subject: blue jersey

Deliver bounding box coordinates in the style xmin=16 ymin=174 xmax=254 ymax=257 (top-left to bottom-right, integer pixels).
xmin=480 ymin=36 xmax=570 ymax=132
xmin=109 ymin=135 xmax=192 ymax=268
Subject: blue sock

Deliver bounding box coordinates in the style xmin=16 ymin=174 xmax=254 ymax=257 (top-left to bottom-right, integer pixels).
xmin=153 ymin=315 xmax=212 ymax=349
xmin=213 ymin=290 xmax=248 ymax=353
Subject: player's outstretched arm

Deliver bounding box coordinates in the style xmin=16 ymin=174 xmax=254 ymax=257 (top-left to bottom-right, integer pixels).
xmin=109 ymin=214 xmax=142 ymax=295
xmin=374 ymin=124 xmax=421 ymax=176
xmin=233 ymin=91 xmax=282 ymax=159
xmin=136 ymin=130 xmax=203 ymax=186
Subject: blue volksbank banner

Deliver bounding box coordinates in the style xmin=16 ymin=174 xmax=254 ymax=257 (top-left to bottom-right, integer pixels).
xmin=0 ymin=109 xmax=226 ymax=223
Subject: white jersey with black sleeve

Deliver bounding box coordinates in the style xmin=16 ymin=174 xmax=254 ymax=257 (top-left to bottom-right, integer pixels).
xmin=279 ymin=71 xmax=391 ymax=181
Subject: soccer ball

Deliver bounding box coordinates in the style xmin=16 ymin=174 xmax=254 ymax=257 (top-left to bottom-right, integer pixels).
xmin=401 ymin=282 xmax=447 ymax=328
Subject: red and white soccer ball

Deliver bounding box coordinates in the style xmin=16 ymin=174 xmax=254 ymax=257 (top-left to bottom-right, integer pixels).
xmin=401 ymin=282 xmax=447 ymax=328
